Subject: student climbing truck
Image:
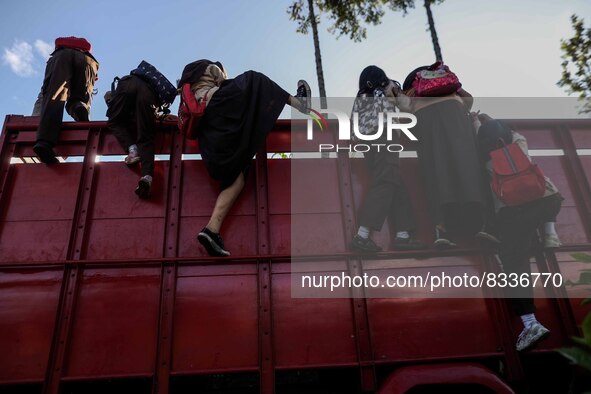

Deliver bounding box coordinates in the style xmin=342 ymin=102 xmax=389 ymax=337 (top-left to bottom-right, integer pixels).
xmin=0 ymin=114 xmax=590 ymax=393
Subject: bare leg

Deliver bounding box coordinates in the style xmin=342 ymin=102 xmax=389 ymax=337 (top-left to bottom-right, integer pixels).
xmin=206 ymin=173 xmax=245 ymax=233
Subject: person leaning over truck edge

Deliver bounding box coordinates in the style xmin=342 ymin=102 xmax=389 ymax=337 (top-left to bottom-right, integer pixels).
xmin=178 ymin=59 xmax=311 ymax=257
xmin=349 ymin=66 xmax=425 ymax=253
xmin=476 ymin=119 xmax=563 ymax=351
xmin=472 ymin=112 xmax=562 ymax=249
xmin=396 ymin=65 xmax=488 ymax=249
xmin=105 ymin=62 xmax=177 ymax=199
xmin=33 ymin=37 xmax=99 ymax=164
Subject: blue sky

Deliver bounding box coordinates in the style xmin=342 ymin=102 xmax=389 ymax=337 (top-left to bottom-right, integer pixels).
xmin=0 ymin=0 xmax=590 ymax=120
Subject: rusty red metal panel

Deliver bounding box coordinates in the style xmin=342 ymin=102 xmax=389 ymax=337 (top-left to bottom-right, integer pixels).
xmin=255 ymin=144 xmax=275 ymax=394
xmin=571 ymin=125 xmax=591 ymax=149
xmin=0 ymin=116 xmax=590 ymax=392
xmin=267 ymin=160 xmax=291 ymax=256
xmin=582 ymin=157 xmax=591 ymax=194
xmin=2 ymin=164 xmax=81 ymax=222
xmin=43 ymin=129 xmax=103 ymax=394
xmin=272 ymin=265 xmax=359 ymax=368
xmin=536 ymin=156 xmax=590 ymax=244
xmin=84 ymin=218 xmax=165 ymax=259
xmin=171 ymin=270 xmax=259 ymax=373
xmin=153 ymin=126 xmax=184 ymax=394
xmin=0 ymin=269 xmax=62 ymax=384
xmin=0 ymin=221 xmax=71 ymax=263
xmin=368 ymin=297 xmax=499 ymax=361
xmin=0 ymin=163 xmax=82 ymax=264
xmin=64 ymin=267 xmax=161 ymax=379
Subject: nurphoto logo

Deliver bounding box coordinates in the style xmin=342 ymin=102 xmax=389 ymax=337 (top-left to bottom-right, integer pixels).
xmin=306 ymin=108 xmax=418 ymax=153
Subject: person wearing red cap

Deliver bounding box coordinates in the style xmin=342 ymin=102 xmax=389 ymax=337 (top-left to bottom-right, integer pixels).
xmin=33 ymin=36 xmax=99 ymax=164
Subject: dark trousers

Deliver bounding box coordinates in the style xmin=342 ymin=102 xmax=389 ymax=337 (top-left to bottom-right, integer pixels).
xmin=107 ymin=76 xmax=158 ymax=177
xmin=358 ymin=136 xmax=416 ymax=233
xmin=37 ymin=48 xmax=98 ymax=146
xmin=497 ymin=193 xmax=562 ymax=316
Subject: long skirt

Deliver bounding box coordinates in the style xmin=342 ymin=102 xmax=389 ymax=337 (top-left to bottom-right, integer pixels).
xmin=199 ymin=70 xmax=289 ymax=189
xmin=414 ymin=99 xmax=487 ymax=234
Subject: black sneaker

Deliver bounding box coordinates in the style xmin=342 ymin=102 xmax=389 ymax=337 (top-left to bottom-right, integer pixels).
xmin=295 ymin=79 xmax=311 ymax=114
xmin=33 ymin=140 xmax=59 ymax=164
xmin=394 ymin=237 xmax=426 ymax=251
xmin=434 ymin=227 xmax=457 ymax=249
xmin=135 ymin=175 xmax=152 ymax=199
xmin=350 ymin=235 xmax=382 ymax=253
xmin=197 ymin=227 xmax=230 ymax=256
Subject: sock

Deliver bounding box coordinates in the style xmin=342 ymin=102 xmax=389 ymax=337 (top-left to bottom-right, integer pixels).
xmin=520 ymin=313 xmax=537 ymax=329
xmin=544 ymin=222 xmax=557 ymax=236
xmin=396 ymin=231 xmax=410 ymax=239
xmin=357 ymin=226 xmax=370 ymax=239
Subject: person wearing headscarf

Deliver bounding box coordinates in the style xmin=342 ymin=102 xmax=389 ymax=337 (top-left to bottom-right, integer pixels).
xmin=397 ymin=65 xmax=486 ymax=248
xmin=179 ymin=60 xmax=311 ymax=256
xmin=349 ymin=66 xmax=425 ymax=253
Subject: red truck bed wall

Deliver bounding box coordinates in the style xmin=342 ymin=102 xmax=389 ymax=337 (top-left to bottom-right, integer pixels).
xmin=0 ymin=115 xmax=590 ymax=393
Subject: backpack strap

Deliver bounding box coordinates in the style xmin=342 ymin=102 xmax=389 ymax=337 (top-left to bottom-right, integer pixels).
xmin=111 ymin=77 xmax=120 ymax=93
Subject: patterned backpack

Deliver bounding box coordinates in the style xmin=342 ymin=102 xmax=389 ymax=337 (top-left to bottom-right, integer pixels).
xmin=130 ymin=61 xmax=177 ymax=108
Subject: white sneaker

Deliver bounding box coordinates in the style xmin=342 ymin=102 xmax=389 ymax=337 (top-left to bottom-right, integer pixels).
xmin=544 ymin=234 xmax=562 ymax=248
xmin=125 ymin=145 xmax=140 ymax=165
xmin=516 ymin=322 xmax=550 ymax=351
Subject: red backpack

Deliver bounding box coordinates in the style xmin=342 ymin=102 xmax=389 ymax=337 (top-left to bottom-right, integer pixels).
xmin=178 ymin=83 xmax=207 ymax=139
xmin=412 ymin=61 xmax=461 ymax=97
xmin=490 ymin=142 xmax=546 ymax=206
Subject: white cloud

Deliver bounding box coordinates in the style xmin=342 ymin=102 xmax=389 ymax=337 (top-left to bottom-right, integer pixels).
xmin=34 ymin=39 xmax=53 ymax=60
xmin=3 ymin=40 xmax=35 ymax=77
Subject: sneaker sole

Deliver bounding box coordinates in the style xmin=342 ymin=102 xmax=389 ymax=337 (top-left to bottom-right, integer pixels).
xmin=517 ymin=329 xmax=550 ymax=351
xmin=297 ymin=79 xmax=311 ymax=108
xmin=434 ymin=239 xmax=457 ymax=249
xmin=544 ymin=242 xmax=562 ymax=249
xmin=476 ymin=232 xmax=501 ymax=245
xmin=135 ymin=179 xmax=151 ymax=199
xmin=197 ymin=232 xmax=230 ymax=256
xmin=33 ymin=145 xmax=59 ymax=164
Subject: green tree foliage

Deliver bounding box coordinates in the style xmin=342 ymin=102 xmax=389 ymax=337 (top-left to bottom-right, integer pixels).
xmin=290 ymin=0 xmax=445 ymax=59
xmin=558 ymin=14 xmax=591 ymax=114
xmin=290 ymin=0 xmax=414 ymax=42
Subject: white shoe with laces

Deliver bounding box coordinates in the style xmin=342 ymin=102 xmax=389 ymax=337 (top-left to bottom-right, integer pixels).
xmin=516 ymin=322 xmax=550 ymax=351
